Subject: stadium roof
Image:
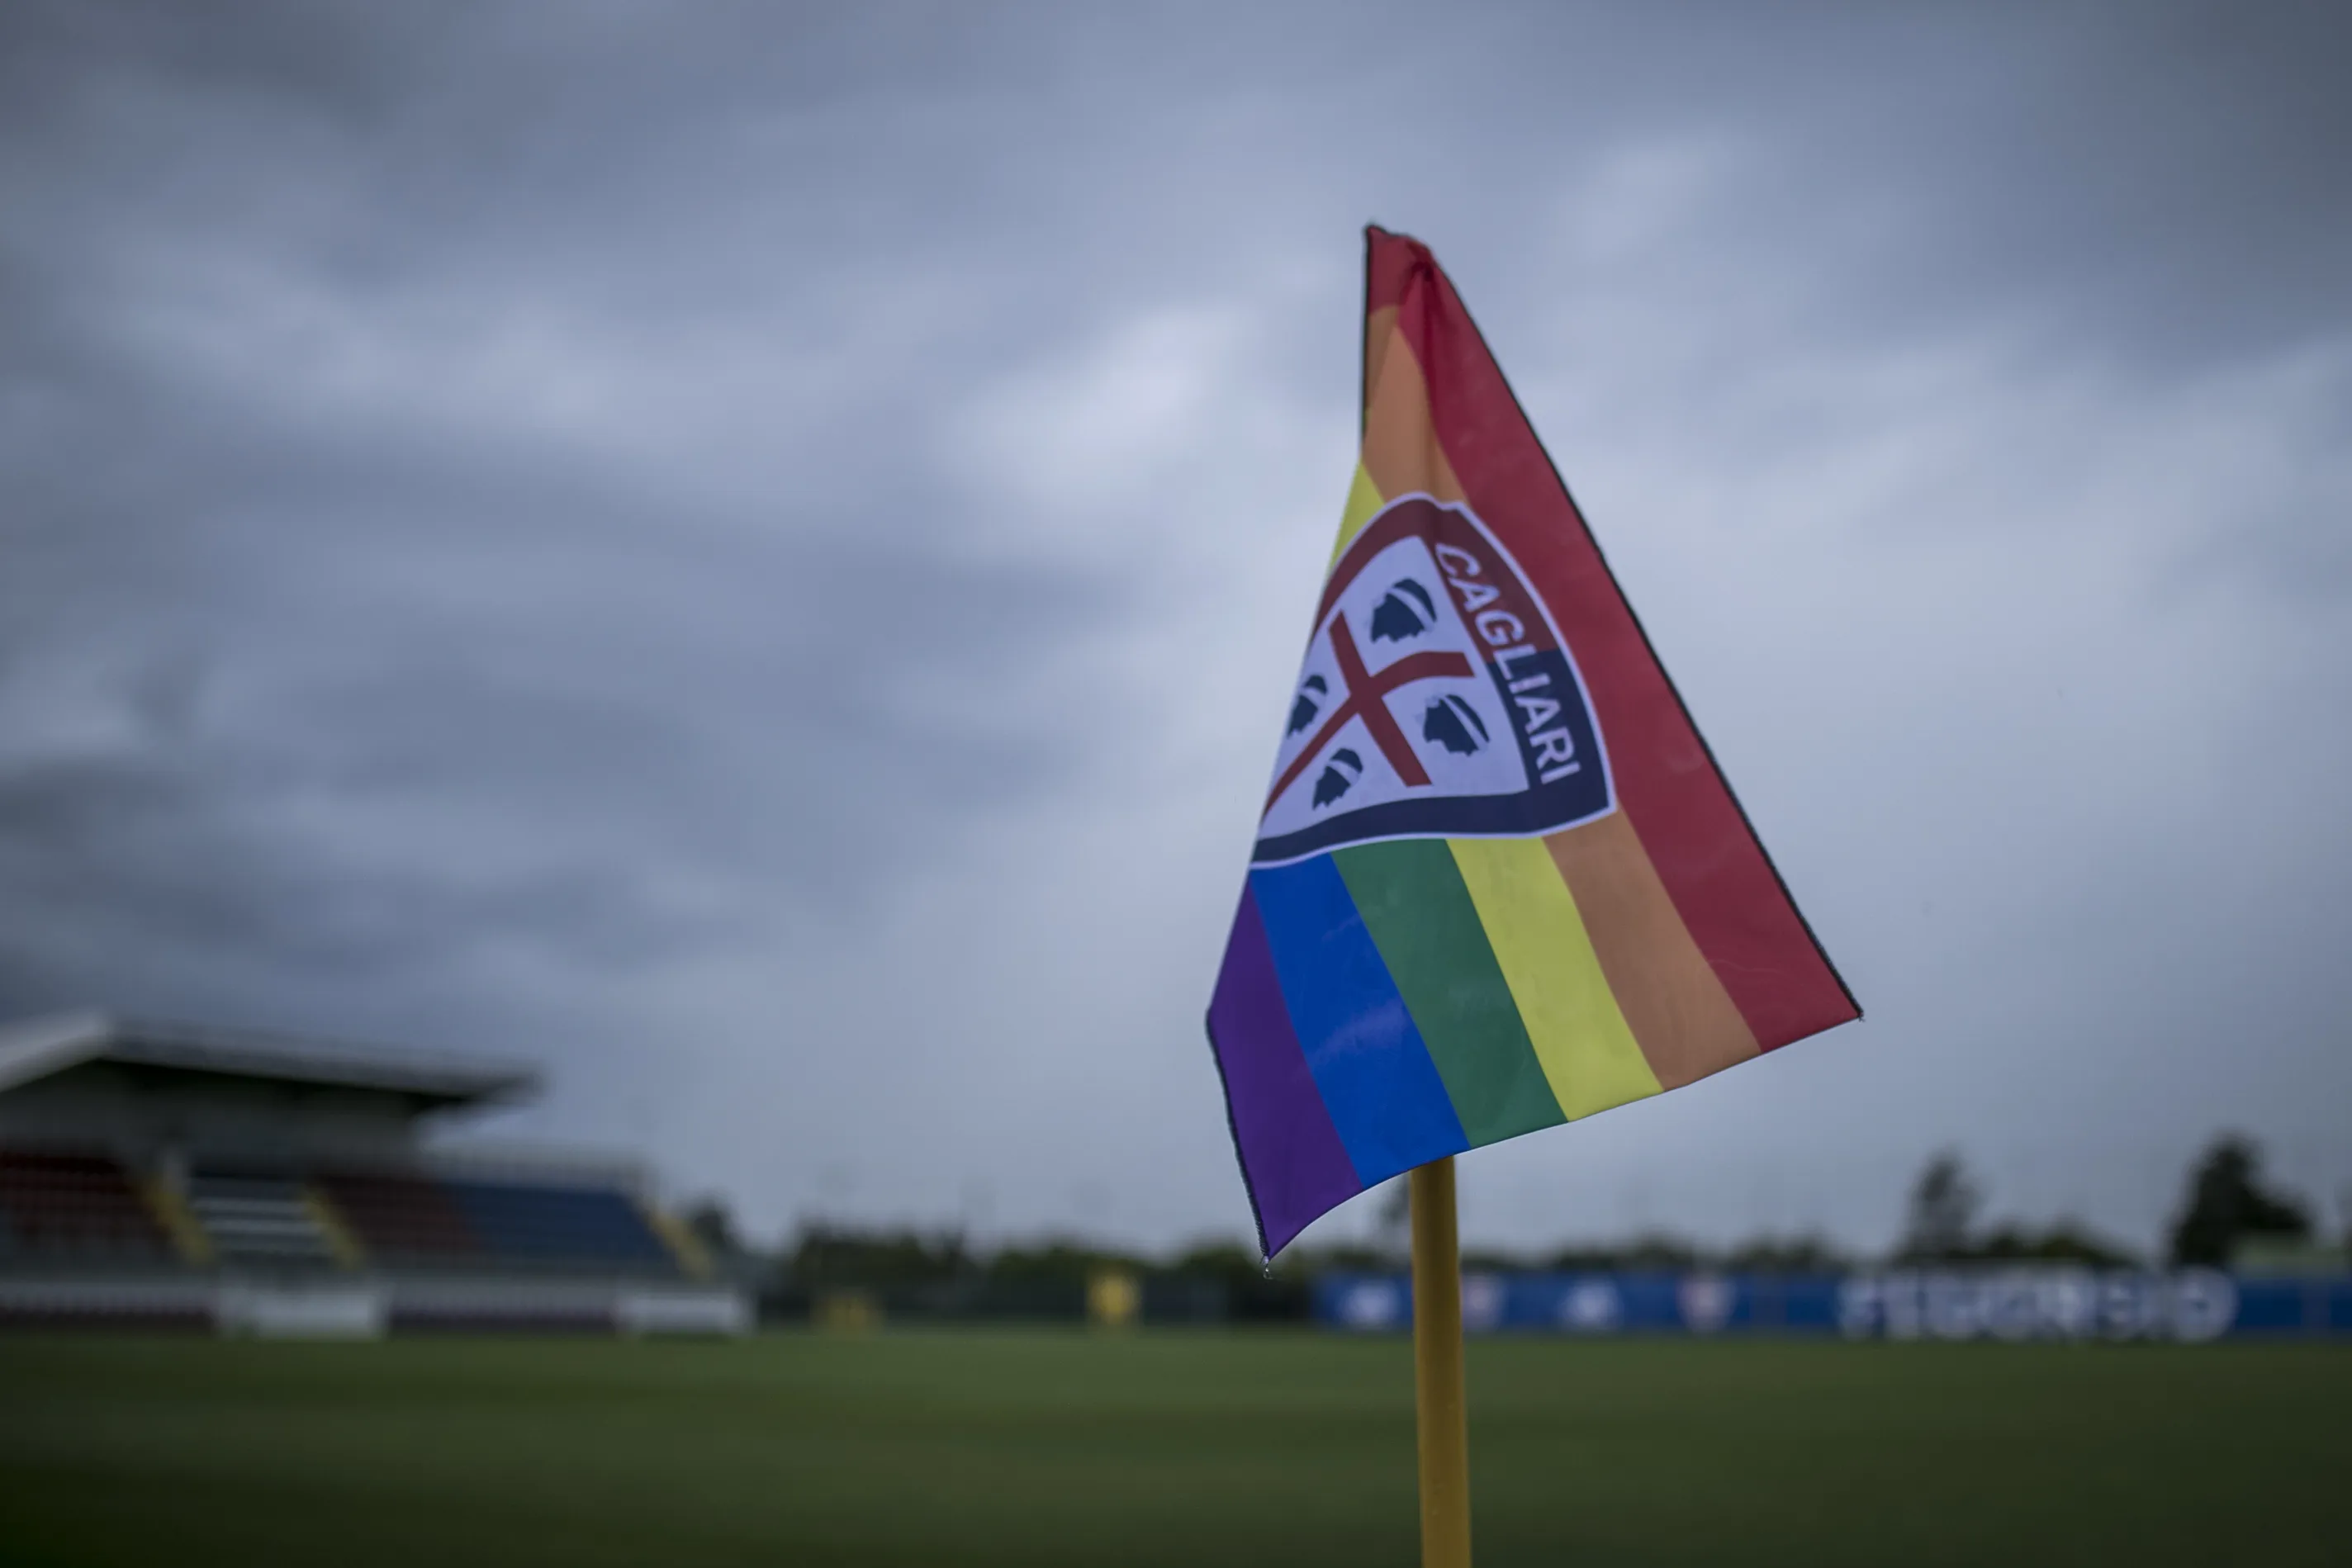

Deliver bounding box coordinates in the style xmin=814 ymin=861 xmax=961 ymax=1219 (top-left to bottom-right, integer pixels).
xmin=0 ymin=1011 xmax=540 ymax=1110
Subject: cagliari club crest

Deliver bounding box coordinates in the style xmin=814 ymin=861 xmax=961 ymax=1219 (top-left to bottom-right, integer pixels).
xmin=1254 ymin=494 xmax=1614 ymax=865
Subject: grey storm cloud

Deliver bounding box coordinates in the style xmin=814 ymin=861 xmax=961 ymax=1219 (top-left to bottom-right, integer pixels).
xmin=2 ymin=1 xmax=2348 ymax=1253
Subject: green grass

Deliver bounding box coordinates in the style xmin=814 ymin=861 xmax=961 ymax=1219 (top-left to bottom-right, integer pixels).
xmin=0 ymin=1332 xmax=2345 ymax=1566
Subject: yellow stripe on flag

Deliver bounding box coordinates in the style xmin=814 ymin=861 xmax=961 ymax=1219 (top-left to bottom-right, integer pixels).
xmin=1447 ymin=835 xmax=1662 ymax=1120
xmin=1328 ymin=463 xmax=1386 ymax=567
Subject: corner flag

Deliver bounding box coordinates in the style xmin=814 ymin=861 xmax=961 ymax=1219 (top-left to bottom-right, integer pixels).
xmin=1207 ymin=227 xmax=1859 ymax=1256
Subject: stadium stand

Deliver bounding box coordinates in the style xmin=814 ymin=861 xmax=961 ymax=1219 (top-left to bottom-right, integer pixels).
xmin=186 ymin=1170 xmax=341 ymax=1267
xmin=313 ymin=1168 xmax=678 ymax=1272
xmin=0 ymin=1150 xmax=172 ymax=1262
xmin=440 ymin=1179 xmax=673 ymax=1268
xmin=312 ymin=1169 xmax=478 ymax=1262
xmin=0 ymin=1011 xmax=746 ymax=1334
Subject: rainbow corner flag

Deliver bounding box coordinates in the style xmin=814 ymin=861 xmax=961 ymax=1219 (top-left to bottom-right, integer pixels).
xmin=1207 ymin=227 xmax=1860 ymax=1256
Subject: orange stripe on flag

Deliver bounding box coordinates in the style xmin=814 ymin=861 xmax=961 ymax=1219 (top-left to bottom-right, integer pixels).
xmin=1359 ymin=328 xmax=1465 ymax=505
xmin=1363 ymin=302 xmax=1399 ymax=424
xmin=1547 ymin=812 xmax=1758 ymax=1089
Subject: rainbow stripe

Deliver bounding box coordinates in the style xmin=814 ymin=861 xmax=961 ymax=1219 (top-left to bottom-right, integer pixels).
xmin=1208 ymin=228 xmax=1858 ymax=1255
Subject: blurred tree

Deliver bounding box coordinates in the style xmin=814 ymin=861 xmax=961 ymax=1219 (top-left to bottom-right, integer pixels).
xmin=1164 ymin=1239 xmax=1309 ymax=1319
xmin=989 ymin=1240 xmax=1143 ymax=1285
xmin=681 ymin=1196 xmax=742 ymax=1258
xmin=1722 ymin=1234 xmax=1852 ymax=1275
xmin=1544 ymin=1234 xmax=1700 ymax=1272
xmin=1297 ymin=1242 xmax=1402 ymax=1273
xmin=1167 ymin=1240 xmax=1257 ymax=1273
xmin=1899 ymin=1151 xmax=1981 ymax=1261
xmin=2168 ymin=1135 xmax=2311 ymax=1267
xmin=789 ymin=1224 xmax=971 ymax=1288
xmin=1969 ymin=1221 xmax=2136 ymax=1267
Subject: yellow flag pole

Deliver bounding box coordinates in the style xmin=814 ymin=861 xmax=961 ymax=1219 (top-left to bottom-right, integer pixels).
xmin=1411 ymin=1156 xmax=1471 ymax=1568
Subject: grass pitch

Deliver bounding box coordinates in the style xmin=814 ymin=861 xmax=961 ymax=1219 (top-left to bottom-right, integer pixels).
xmin=0 ymin=1331 xmax=2345 ymax=1566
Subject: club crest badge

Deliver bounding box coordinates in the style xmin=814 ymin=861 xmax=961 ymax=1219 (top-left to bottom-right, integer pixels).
xmin=1253 ymin=494 xmax=1614 ymax=865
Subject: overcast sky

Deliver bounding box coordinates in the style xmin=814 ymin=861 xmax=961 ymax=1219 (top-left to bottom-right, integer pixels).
xmin=4 ymin=2 xmax=2348 ymax=1257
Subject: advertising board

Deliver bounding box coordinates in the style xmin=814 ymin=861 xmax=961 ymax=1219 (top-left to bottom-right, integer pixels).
xmin=1316 ymin=1270 xmax=2352 ymax=1340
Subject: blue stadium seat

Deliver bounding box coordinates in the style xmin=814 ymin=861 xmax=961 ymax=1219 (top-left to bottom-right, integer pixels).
xmin=439 ymin=1180 xmax=673 ymax=1269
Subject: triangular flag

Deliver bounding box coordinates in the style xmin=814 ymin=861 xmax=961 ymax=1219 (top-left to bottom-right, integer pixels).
xmin=1207 ymin=228 xmax=1859 ymax=1256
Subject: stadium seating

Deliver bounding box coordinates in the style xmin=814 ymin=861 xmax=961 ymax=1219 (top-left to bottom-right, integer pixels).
xmin=0 ymin=1149 xmax=676 ymax=1277
xmin=313 ymin=1171 xmax=480 ymax=1262
xmin=0 ymin=1018 xmax=728 ymax=1335
xmin=439 ymin=1180 xmax=674 ymax=1268
xmin=317 ymin=1169 xmax=676 ymax=1273
xmin=184 ymin=1171 xmax=339 ymax=1267
xmin=0 ymin=1150 xmax=171 ymax=1261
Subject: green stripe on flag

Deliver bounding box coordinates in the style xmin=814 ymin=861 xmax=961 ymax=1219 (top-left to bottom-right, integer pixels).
xmin=1448 ymin=835 xmax=1662 ymax=1119
xmin=1333 ymin=838 xmax=1567 ymax=1146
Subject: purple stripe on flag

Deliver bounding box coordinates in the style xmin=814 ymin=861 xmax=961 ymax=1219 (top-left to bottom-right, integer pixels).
xmin=1207 ymin=884 xmax=1364 ymax=1255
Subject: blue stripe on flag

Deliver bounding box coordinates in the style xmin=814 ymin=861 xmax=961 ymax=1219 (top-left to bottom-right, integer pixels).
xmin=1249 ymin=853 xmax=1468 ymax=1185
